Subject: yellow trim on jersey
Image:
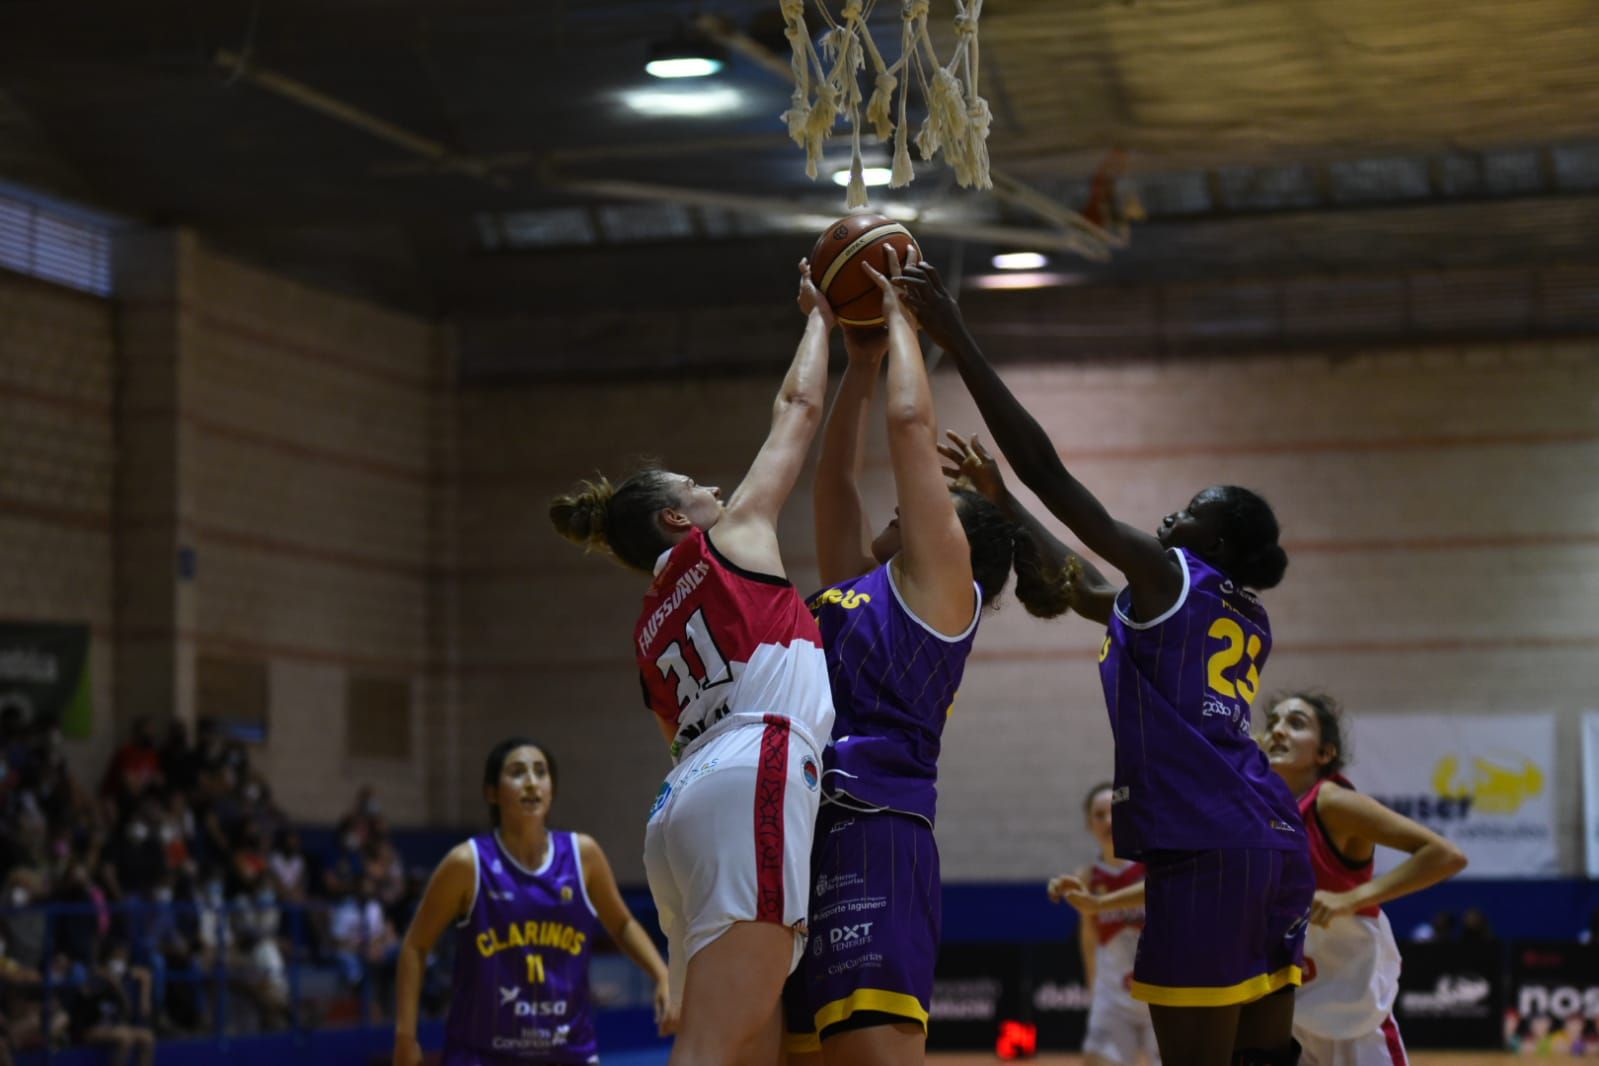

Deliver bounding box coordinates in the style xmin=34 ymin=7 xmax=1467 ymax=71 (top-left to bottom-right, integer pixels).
xmin=783 ymin=1030 xmax=823 ymax=1054
xmin=1131 ymin=964 xmax=1302 ymax=1008
xmin=814 ymin=988 xmax=930 ymax=1034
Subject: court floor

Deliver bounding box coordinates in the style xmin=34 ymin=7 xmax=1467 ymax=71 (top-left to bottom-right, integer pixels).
xmin=600 ymin=1052 xmax=1512 ymax=1065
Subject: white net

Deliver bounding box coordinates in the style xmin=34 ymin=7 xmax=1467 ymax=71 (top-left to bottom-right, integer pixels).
xmin=778 ymin=0 xmax=992 ymax=208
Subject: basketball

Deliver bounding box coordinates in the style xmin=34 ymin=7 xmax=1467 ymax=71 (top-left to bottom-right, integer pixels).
xmin=809 ymin=213 xmax=921 ymax=327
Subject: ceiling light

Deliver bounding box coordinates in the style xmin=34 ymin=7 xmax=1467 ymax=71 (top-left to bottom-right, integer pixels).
xmin=965 ymin=272 xmax=1085 ymax=290
xmin=646 ymin=35 xmax=726 ymax=79
xmin=645 ymin=57 xmax=723 ymax=78
xmin=622 ymin=88 xmax=743 ymax=117
xmin=831 ymin=167 xmax=894 ymax=188
xmin=991 ymin=251 xmax=1048 ymax=270
xmin=874 ymin=202 xmax=919 ymax=221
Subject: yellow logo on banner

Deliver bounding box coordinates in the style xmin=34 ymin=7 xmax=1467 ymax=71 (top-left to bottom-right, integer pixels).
xmin=1430 ymin=753 xmax=1544 ymax=814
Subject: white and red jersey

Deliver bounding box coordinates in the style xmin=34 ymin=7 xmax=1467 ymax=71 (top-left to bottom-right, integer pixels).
xmin=1295 ymin=776 xmax=1404 ymax=1043
xmin=635 ymin=527 xmax=833 ymax=759
xmin=1087 ymin=858 xmax=1146 ymax=1012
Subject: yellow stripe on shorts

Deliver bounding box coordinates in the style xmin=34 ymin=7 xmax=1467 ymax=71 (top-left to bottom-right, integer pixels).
xmin=1130 ymin=963 xmax=1302 ymax=1008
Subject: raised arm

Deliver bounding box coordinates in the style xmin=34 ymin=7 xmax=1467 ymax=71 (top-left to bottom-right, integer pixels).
xmin=939 ymin=431 xmax=1117 ymax=625
xmin=1311 ymin=784 xmax=1468 ymax=926
xmin=813 ymin=325 xmax=889 ymax=587
xmin=898 ymin=264 xmax=1180 ymax=619
xmin=394 ymin=843 xmax=476 ymax=1066
xmin=865 ymin=248 xmax=976 ymax=636
xmin=712 ymin=262 xmax=835 ymax=577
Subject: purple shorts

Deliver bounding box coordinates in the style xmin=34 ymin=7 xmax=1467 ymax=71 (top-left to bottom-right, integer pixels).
xmin=783 ymin=806 xmax=940 ymax=1049
xmin=1131 ymin=845 xmax=1314 ymax=1008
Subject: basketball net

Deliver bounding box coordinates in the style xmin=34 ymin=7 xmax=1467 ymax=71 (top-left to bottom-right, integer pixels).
xmin=779 ymin=0 xmax=991 ymax=209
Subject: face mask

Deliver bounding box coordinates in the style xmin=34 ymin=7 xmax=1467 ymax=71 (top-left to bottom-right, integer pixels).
xmin=127 ymin=822 xmax=149 ymax=843
xmin=158 ymin=825 xmax=177 ymax=844
xmin=243 ymin=784 xmax=261 ymax=803
xmin=153 ymin=888 xmax=174 ymax=903
xmin=342 ymin=835 xmax=360 ymax=852
xmin=256 ymin=889 xmax=276 ymax=908
xmin=10 ymin=887 xmax=28 ymax=908
xmin=108 ymin=959 xmax=127 ymax=979
xmin=207 ymin=883 xmax=225 ymax=905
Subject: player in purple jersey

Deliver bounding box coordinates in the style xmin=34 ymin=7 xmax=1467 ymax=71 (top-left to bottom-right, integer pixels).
xmin=393 ymin=739 xmax=672 ymax=1066
xmin=783 ymin=249 xmax=1072 ymax=1066
xmin=899 ymin=263 xmax=1309 ymax=1066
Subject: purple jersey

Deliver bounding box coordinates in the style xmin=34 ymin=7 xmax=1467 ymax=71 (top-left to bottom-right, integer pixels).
xmin=443 ymin=831 xmax=602 ymax=1064
xmin=1099 ymin=547 xmax=1302 ymax=857
xmin=809 ymin=562 xmax=980 ymax=825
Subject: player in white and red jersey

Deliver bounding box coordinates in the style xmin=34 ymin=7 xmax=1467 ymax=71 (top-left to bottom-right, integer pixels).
xmin=1262 ymin=693 xmax=1468 ymax=1066
xmin=550 ymin=262 xmax=839 ymax=1066
xmin=1049 ymin=783 xmax=1160 ymax=1066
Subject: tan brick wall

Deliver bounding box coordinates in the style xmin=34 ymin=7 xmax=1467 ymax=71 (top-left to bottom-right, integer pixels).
xmin=457 ymin=338 xmax=1599 ymax=880
xmin=0 ymin=271 xmax=118 ymax=773
xmin=177 ymin=243 xmax=444 ymax=825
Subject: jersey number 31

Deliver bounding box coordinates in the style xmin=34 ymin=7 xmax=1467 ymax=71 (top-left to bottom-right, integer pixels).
xmin=655 ymin=608 xmax=732 ymax=710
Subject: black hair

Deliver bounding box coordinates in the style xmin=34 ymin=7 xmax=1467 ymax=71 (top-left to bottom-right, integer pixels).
xmin=550 ymin=466 xmax=682 ymax=574
xmin=482 ymin=737 xmax=557 ymax=827
xmin=1207 ymin=485 xmax=1288 ymax=590
xmin=1270 ymin=690 xmax=1347 ymax=778
xmin=1082 ymin=780 xmax=1115 ymax=818
xmin=951 ymin=489 xmax=1015 ymax=608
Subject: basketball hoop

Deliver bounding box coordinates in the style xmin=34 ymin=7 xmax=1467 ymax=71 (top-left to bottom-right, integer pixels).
xmin=778 ymin=0 xmax=992 ymax=208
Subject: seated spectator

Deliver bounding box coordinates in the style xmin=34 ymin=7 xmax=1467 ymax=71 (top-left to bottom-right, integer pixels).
xmin=232 ymin=889 xmax=290 ymax=1032
xmin=1459 ymin=906 xmax=1495 ymax=943
xmin=231 ymin=824 xmax=270 ymax=895
xmin=65 ymin=941 xmax=155 ymax=1066
xmin=1410 ymin=908 xmax=1458 ymax=943
xmin=360 ymin=817 xmax=405 ymax=909
xmin=157 ymin=720 xmax=193 ymax=795
xmin=0 ymin=917 xmax=68 ymax=1055
xmin=269 ymin=829 xmax=310 ymax=903
xmin=157 ymin=790 xmax=195 ymax=876
xmin=100 ymin=717 xmax=163 ymax=804
xmin=328 ymin=876 xmax=397 ymax=990
xmin=109 ymin=800 xmax=166 ymax=897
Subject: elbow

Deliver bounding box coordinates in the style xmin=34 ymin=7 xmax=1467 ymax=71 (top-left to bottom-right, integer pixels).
xmin=776 ymin=391 xmax=823 ymax=427
xmin=883 ymin=400 xmax=935 ymax=435
xmin=1443 ymin=843 xmax=1468 ymax=876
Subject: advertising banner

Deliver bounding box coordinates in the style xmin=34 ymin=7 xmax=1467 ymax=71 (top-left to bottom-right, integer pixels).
xmin=1354 ymin=713 xmax=1556 ymax=877
xmin=0 ymin=621 xmax=92 ymax=738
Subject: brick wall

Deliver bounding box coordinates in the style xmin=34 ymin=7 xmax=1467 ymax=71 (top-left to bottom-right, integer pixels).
xmin=0 ymin=271 xmax=117 ymax=773
xmin=7 ymin=246 xmax=1596 ymax=878
xmin=458 ymin=337 xmax=1599 ymax=880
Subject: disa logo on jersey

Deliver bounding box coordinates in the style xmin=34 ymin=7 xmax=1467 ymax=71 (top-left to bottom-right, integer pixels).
xmin=802 ymin=758 xmax=819 ymax=790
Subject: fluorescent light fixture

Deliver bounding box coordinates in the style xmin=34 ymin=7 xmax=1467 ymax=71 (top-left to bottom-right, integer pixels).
xmin=991 ymin=251 xmax=1048 ymax=270
xmin=875 ymin=202 xmax=919 ymax=221
xmin=831 ymin=166 xmax=894 ymax=188
xmin=965 ymin=272 xmax=1084 ymax=290
xmin=645 ymin=57 xmax=724 ymax=78
xmin=622 ymin=88 xmax=743 ymax=117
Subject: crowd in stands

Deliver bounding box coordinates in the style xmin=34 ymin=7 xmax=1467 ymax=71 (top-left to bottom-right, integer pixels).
xmin=0 ymin=711 xmax=437 ymax=1063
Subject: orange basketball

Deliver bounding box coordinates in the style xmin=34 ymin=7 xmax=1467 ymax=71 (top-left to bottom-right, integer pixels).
xmin=808 ymin=214 xmax=921 ymax=327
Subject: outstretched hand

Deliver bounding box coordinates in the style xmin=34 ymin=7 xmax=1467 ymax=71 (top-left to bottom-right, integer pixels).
xmin=894 ymin=259 xmax=964 ymax=352
xmin=860 ymin=243 xmax=921 ymax=328
xmin=939 ymin=431 xmax=1006 ymax=503
xmin=797 ymin=258 xmax=836 ymax=331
